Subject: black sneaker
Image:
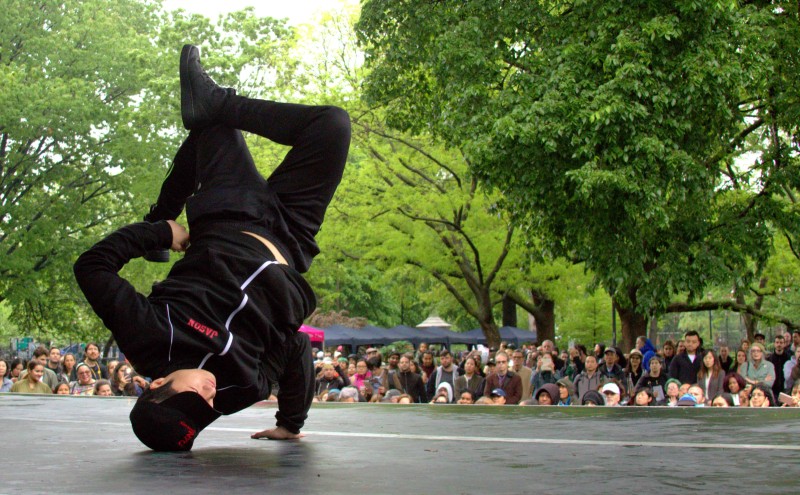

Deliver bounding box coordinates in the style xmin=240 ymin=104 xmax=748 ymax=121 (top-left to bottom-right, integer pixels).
xmin=180 ymin=44 xmax=235 ymax=130
xmin=143 ymin=204 xmax=170 ymax=263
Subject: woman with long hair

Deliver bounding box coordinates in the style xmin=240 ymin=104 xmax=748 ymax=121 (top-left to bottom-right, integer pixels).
xmin=61 ymin=353 xmax=77 ymax=382
xmin=696 ymin=350 xmax=725 ymax=404
xmin=10 ymin=361 xmax=51 ymax=394
xmin=110 ymin=362 xmax=142 ymax=397
xmin=0 ymin=359 xmax=13 ymax=392
xmin=8 ymin=358 xmax=24 ymax=383
xmin=749 ymin=383 xmax=776 ymax=408
xmin=624 ymin=349 xmax=645 ymax=399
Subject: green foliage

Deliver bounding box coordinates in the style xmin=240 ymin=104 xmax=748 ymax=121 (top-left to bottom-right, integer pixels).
xmin=357 ymin=0 xmax=800 ymax=338
xmin=0 ymin=1 xmax=298 ymax=341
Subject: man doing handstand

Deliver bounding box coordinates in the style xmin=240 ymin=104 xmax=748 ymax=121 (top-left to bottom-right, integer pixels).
xmin=74 ymin=44 xmax=350 ymax=451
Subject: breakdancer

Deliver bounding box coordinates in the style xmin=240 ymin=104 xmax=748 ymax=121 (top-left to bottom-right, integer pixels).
xmin=74 ymin=44 xmax=350 ymax=451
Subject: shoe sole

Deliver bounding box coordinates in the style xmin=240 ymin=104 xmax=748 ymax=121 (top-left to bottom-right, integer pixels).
xmin=180 ymin=44 xmax=198 ymax=129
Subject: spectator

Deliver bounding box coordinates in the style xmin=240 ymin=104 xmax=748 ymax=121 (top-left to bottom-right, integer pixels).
xmin=429 ymin=382 xmax=454 ymax=403
xmin=676 ymin=393 xmax=698 ymax=407
xmin=75 ymin=343 xmax=108 ymax=381
xmin=792 ymin=330 xmax=800 ymax=353
xmin=753 ymin=333 xmax=766 ymax=345
xmin=631 ymin=387 xmax=655 ymax=407
xmin=10 ymin=360 xmax=51 ymax=394
xmin=488 ymin=388 xmax=507 ymax=405
xmin=573 ymin=354 xmax=603 ymax=402
xmin=388 ymin=354 xmax=426 ymax=403
xmin=735 ymin=349 xmax=748 ymax=375
xmin=350 ymin=359 xmax=371 ymax=391
xmin=456 ymin=391 xmax=474 ymax=404
xmin=62 ymin=353 xmax=77 ymax=382
xmin=555 ymin=378 xmax=575 ymax=406
xmin=8 ymin=358 xmax=24 ymax=383
xmin=533 ymin=383 xmax=559 ymax=405
xmin=425 ymin=350 xmax=460 ymax=401
xmin=767 ymin=334 xmax=791 ymax=397
xmin=687 ymin=385 xmax=706 ymax=407
xmin=396 ymin=394 xmax=413 ymax=404
xmin=635 ymin=356 xmax=668 ymax=401
xmin=710 ymin=393 xmax=735 ymax=407
xmin=366 ymin=355 xmax=388 ymax=398
xmin=483 ymin=351 xmax=522 ymax=405
xmin=0 ymin=359 xmax=12 ymax=392
xmin=110 ymin=362 xmax=143 ymax=397
xmin=454 ymin=356 xmax=484 ymax=402
xmin=69 ymin=363 xmax=96 ymax=396
xmin=741 ymin=342 xmax=775 ymax=390
xmin=738 ymin=389 xmax=751 ymax=407
xmin=749 ymin=383 xmax=776 ymax=408
xmin=783 ymin=347 xmax=800 ymax=392
xmin=94 ymin=379 xmax=114 ymax=396
xmin=696 ymin=350 xmax=725 ymax=404
xmin=419 ymin=351 xmax=436 ymax=383
xmin=541 ymin=340 xmax=564 ymax=371
xmin=624 ymin=349 xmax=645 ymax=397
xmin=718 ymin=345 xmax=734 ymax=373
xmin=511 ymin=349 xmax=532 ymax=401
xmin=661 ymin=340 xmax=676 ymax=371
xmin=19 ymin=347 xmax=60 ymax=391
xmin=664 ymin=378 xmax=681 ymax=407
xmin=668 ymin=330 xmax=703 ymax=385
xmin=740 ymin=339 xmax=751 ymax=353
xmin=593 ymin=343 xmax=606 ymax=361
xmin=638 ymin=338 xmax=657 ymax=373
xmin=781 ymin=382 xmax=800 ymax=407
xmin=723 ymin=372 xmax=746 ymax=406
xmin=315 ymin=363 xmax=348 ymax=397
xmin=45 ymin=347 xmax=65 ymax=381
xmin=381 ymin=389 xmax=402 ymax=403
xmin=531 ymin=353 xmax=559 ymax=392
xmin=338 ymin=386 xmax=359 ymax=403
xmin=676 ymin=340 xmax=687 ymax=355
xmin=54 ymin=383 xmax=70 ymax=395
xmin=581 ymin=390 xmax=604 ymax=406
xmin=599 ymin=348 xmax=625 ymax=385
xmin=386 ymin=351 xmax=400 ymax=372
xmin=600 ymin=383 xmax=622 ymax=407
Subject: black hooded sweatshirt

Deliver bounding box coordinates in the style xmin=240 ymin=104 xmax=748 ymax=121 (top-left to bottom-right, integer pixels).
xmin=74 ymin=220 xmax=315 ymax=433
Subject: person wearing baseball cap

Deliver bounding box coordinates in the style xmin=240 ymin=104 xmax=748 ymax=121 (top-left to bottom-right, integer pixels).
xmin=601 ymin=382 xmax=622 ymax=406
xmin=74 ymin=44 xmax=351 ymax=451
xmin=489 ymin=387 xmax=507 ymax=405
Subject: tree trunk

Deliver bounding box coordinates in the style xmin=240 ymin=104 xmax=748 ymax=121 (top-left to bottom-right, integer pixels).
xmin=648 ymin=316 xmax=659 ymax=344
xmin=502 ymin=294 xmax=517 ymax=327
xmin=531 ymin=290 xmax=555 ymax=344
xmin=481 ymin=320 xmax=501 ymax=349
xmin=736 ymin=277 xmax=768 ymax=341
xmin=615 ymin=305 xmax=648 ymax=352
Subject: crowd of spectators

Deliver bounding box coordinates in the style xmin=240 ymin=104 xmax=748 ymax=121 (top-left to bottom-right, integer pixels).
xmin=3 ymin=329 xmax=800 ymax=410
xmin=1 ymin=342 xmax=147 ymax=398
xmin=308 ymin=329 xmax=800 ymax=408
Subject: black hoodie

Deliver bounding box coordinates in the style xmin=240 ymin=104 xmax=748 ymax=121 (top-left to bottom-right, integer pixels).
xmin=74 ymin=220 xmax=315 ymax=433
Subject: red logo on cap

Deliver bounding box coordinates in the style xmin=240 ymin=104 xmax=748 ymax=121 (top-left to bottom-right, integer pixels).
xmin=177 ymin=420 xmax=196 ymax=447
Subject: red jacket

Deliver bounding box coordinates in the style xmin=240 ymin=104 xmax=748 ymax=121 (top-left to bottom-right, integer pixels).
xmin=483 ymin=371 xmax=522 ymax=405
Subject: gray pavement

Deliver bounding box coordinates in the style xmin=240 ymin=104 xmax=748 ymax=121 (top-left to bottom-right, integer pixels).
xmin=1 ymin=393 xmax=798 ymax=494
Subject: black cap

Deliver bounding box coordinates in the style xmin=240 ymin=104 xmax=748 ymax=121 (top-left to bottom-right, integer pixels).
xmin=129 ymin=392 xmax=221 ymax=451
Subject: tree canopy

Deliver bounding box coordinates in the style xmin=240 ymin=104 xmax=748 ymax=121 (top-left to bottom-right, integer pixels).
xmin=357 ymin=0 xmax=800 ymax=348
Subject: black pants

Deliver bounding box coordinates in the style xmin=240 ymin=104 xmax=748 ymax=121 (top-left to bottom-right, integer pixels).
xmin=150 ymin=96 xmax=351 ymax=273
